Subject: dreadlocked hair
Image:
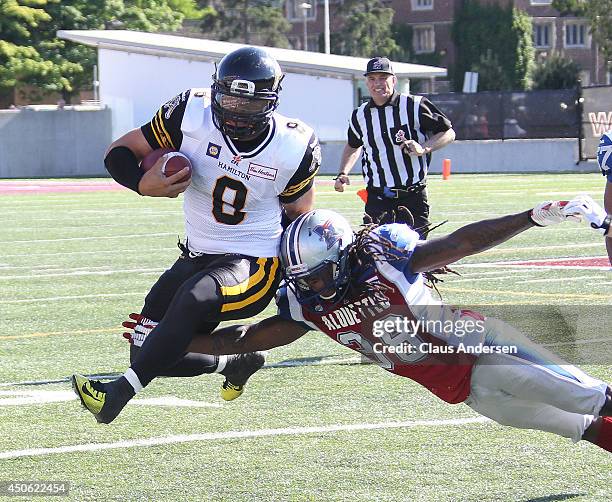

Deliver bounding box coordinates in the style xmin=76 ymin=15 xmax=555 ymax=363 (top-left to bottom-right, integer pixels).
xmin=345 ymin=221 xmax=460 ymax=300
xmin=363 ymin=205 xmax=447 ymax=239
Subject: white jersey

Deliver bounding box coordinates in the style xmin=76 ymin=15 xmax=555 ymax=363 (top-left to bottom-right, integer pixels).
xmin=142 ymin=88 xmax=320 ymax=256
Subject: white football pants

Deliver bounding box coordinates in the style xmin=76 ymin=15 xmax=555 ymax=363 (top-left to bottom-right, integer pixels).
xmin=464 ymin=318 xmax=608 ymax=442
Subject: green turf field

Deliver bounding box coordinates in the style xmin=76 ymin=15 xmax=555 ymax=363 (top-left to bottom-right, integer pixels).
xmin=0 ymin=174 xmax=610 ymax=501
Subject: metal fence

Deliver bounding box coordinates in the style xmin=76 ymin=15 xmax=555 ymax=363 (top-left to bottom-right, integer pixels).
xmin=581 ymin=85 xmax=612 ymax=160
xmin=421 ymin=85 xmax=612 ymax=160
xmin=424 ymin=89 xmax=580 ymax=141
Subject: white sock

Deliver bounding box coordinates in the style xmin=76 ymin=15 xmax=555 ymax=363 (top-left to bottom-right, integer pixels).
xmin=215 ymin=355 xmax=229 ymax=373
xmin=124 ymin=368 xmax=143 ymax=393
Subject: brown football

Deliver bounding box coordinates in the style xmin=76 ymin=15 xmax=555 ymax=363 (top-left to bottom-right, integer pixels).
xmin=141 ymin=148 xmax=192 ymax=182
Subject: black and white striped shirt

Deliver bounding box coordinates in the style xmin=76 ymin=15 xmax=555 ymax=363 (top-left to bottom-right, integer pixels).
xmin=348 ymin=91 xmax=452 ymax=189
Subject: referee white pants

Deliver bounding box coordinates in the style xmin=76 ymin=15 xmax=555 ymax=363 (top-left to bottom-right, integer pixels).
xmin=464 ymin=318 xmax=608 ymax=442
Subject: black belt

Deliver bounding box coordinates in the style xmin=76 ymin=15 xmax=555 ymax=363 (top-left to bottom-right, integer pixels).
xmin=367 ymin=183 xmax=426 ymax=199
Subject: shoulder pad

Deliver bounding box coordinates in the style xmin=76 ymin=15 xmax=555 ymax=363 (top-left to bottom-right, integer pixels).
xmin=276 ymin=115 xmax=312 ymax=137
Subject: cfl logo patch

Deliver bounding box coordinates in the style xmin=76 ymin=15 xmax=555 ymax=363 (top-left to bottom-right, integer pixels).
xmin=207 ymin=142 xmax=222 ymax=159
xmin=391 ymin=125 xmax=410 ymax=145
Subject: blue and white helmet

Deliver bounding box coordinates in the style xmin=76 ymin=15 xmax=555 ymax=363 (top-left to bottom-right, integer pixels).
xmin=280 ymin=209 xmax=354 ymax=308
xmin=597 ymin=130 xmax=612 ymax=177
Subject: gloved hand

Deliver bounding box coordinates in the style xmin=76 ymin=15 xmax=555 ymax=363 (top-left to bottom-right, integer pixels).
xmin=529 ymin=200 xmax=579 ymax=227
xmin=122 ymin=313 xmax=157 ymax=347
xmin=562 ymin=195 xmax=611 ymax=236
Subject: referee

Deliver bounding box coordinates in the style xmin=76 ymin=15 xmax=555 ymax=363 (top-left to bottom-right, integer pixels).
xmin=335 ymin=57 xmax=455 ymax=236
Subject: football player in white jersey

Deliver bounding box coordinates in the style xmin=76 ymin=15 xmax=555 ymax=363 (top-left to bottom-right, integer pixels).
xmin=72 ymin=47 xmax=319 ymax=423
xmin=186 ymin=199 xmax=612 ymax=454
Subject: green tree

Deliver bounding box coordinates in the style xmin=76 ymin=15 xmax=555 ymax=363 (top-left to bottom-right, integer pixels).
xmin=551 ymin=0 xmax=587 ymax=16
xmin=553 ymin=0 xmax=612 ymax=68
xmin=532 ymin=54 xmax=581 ymax=89
xmin=389 ymin=23 xmax=443 ymax=67
xmin=1 ymin=1 xmax=191 ymax=105
xmin=32 ymin=0 xmax=187 ymax=103
xmin=453 ymin=1 xmax=534 ymax=91
xmin=511 ymin=8 xmax=535 ymax=90
xmin=471 ymin=50 xmax=510 ymax=91
xmin=198 ymin=1 xmax=290 ymax=48
xmin=0 ymin=0 xmax=52 ymax=105
xmin=389 ymin=22 xmax=412 ymax=62
xmin=332 ymin=0 xmax=398 ymax=57
xmin=168 ymin=0 xmax=206 ymax=19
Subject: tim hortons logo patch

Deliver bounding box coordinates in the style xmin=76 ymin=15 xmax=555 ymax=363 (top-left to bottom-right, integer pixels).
xmin=248 ymin=163 xmax=277 ymax=181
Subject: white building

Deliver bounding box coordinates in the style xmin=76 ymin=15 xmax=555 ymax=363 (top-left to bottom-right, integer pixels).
xmin=58 ymin=30 xmax=447 ymax=144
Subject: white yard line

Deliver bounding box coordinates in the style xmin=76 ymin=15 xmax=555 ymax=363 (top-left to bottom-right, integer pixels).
xmin=0 ymin=268 xmax=164 ymax=280
xmin=447 ymin=273 xmax=536 ymax=283
xmin=0 ymin=391 xmax=222 ymax=409
xmin=463 ymin=265 xmax=611 ymax=271
xmin=448 ymin=269 xmax=542 ymax=276
xmin=4 ymin=292 xmax=146 ymax=304
xmin=480 ymin=243 xmax=605 ymax=253
xmin=0 ymin=416 xmax=490 ymax=460
xmin=521 ymin=275 xmax=604 ymax=284
xmin=456 ymin=255 xmax=610 ymax=271
xmin=0 ymin=264 xmax=139 ymax=271
xmin=534 ymin=191 xmax=602 ymax=196
xmin=0 ymin=248 xmax=174 ymax=259
xmin=6 ymin=233 xmax=174 ymax=244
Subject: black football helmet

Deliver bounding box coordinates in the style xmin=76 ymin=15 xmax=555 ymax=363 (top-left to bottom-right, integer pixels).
xmin=211 ymin=46 xmax=284 ymax=140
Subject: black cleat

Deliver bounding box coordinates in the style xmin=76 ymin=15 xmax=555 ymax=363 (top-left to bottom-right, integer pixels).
xmin=219 ymin=352 xmax=266 ymax=401
xmin=71 ymin=375 xmax=135 ymax=424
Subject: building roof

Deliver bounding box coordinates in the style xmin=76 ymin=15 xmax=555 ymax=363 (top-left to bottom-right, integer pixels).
xmin=57 ymin=30 xmax=447 ymax=79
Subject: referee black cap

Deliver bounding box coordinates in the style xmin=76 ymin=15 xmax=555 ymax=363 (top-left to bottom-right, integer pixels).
xmin=364 ymin=57 xmax=394 ymax=76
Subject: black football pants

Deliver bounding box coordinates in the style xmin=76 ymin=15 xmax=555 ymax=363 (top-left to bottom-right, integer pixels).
xmin=364 ymin=187 xmax=430 ymax=238
xmin=130 ymin=250 xmax=280 ymax=387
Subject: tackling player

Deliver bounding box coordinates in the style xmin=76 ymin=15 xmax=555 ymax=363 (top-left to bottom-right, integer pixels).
xmin=72 ymin=47 xmax=320 ymax=423
xmin=186 ymin=198 xmax=612 ymax=453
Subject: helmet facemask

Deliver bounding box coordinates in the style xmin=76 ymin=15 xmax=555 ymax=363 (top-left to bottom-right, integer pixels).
xmin=211 ymin=47 xmax=284 ymax=141
xmin=211 ymin=80 xmax=280 ymax=140
xmin=284 ymin=252 xmax=352 ymax=311
xmin=281 ymin=210 xmax=354 ymax=313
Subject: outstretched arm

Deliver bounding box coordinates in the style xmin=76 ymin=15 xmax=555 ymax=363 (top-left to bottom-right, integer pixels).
xmin=409 ymin=199 xmax=576 ymax=273
xmin=187 ymin=315 xmax=309 ymax=355
xmin=409 ymin=210 xmax=534 ymax=273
